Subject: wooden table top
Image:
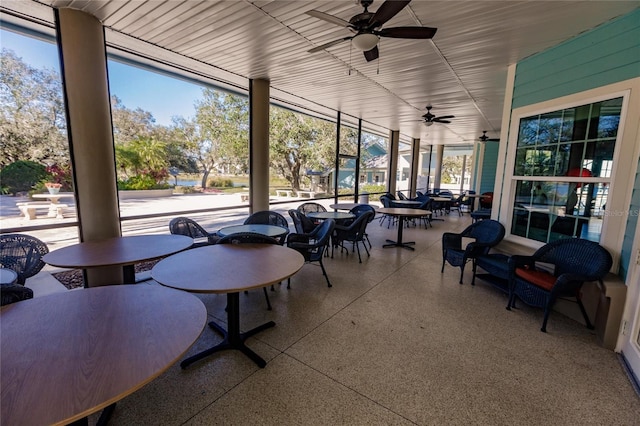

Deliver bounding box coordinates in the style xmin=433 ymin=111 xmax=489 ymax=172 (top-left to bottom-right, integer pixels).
xmin=0 ymin=285 xmax=206 ymax=425
xmin=377 ymin=207 xmax=430 ymax=217
xmin=392 ymin=199 xmax=422 ymax=206
xmin=152 ymin=244 xmax=304 ymax=293
xmin=307 ymin=211 xmax=355 ymax=220
xmin=43 ymin=234 xmax=193 ymax=269
xmin=218 ymin=224 xmax=289 ymax=238
xmin=329 ymin=203 xmax=377 ymax=211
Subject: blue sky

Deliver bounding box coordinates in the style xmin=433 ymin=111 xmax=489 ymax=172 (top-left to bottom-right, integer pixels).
xmin=1 ymin=28 xmax=202 ymax=126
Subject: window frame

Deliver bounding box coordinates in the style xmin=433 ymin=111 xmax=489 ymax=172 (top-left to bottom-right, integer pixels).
xmin=498 ymin=84 xmax=636 ymax=270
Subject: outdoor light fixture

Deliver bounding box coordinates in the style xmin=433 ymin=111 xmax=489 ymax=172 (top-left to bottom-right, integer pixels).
xmin=352 ymin=33 xmax=379 ymax=51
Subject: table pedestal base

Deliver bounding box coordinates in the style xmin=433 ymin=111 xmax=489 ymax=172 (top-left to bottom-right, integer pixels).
xmin=382 ymin=216 xmax=416 ymax=251
xmin=180 ymin=292 xmax=273 ymax=369
xmin=383 ymin=240 xmax=415 ymax=250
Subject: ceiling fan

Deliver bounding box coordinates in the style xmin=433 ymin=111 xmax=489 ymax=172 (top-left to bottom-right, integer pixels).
xmin=421 ymin=106 xmax=454 ymax=126
xmin=479 ymin=131 xmax=500 ymax=142
xmin=306 ymin=0 xmax=437 ymax=62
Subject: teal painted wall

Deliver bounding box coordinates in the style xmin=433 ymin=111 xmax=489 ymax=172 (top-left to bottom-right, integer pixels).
xmin=513 ymin=9 xmax=640 ymax=109
xmin=509 ymin=9 xmax=640 ymax=277
xmin=480 ymin=143 xmax=500 ymax=194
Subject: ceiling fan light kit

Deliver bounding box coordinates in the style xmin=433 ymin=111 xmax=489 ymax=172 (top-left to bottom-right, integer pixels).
xmin=352 ymin=33 xmax=379 ymax=51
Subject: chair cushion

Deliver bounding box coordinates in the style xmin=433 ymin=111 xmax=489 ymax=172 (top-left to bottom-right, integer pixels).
xmin=515 ymin=267 xmax=556 ymax=291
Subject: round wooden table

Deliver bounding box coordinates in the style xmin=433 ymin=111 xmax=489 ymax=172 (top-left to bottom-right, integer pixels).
xmin=307 ymin=211 xmax=355 ymax=221
xmin=377 ymin=207 xmax=430 ymax=250
xmin=43 ymin=234 xmax=193 ymax=284
xmin=329 ymin=203 xmax=376 ymax=211
xmin=218 ymin=224 xmax=289 ymax=238
xmin=391 ymin=199 xmax=421 ymax=207
xmin=152 ymin=244 xmax=304 ymax=368
xmin=0 ymin=285 xmax=206 ymax=426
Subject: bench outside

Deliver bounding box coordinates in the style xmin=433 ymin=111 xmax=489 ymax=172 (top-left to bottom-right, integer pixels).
xmin=276 ymin=190 xmax=294 ymax=197
xmin=297 ymin=190 xmax=315 ymax=198
xmin=17 ymin=202 xmax=67 ymax=220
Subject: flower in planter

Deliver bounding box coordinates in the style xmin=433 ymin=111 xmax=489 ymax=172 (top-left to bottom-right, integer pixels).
xmin=45 ymin=182 xmax=62 ymax=189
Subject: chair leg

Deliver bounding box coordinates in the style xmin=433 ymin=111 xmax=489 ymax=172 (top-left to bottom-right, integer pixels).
xmin=577 ymin=297 xmax=594 ymax=329
xmin=263 ymin=287 xmax=272 ymax=311
xmin=541 ymin=296 xmax=554 ymax=332
xmin=363 ymin=240 xmax=370 ymax=258
xmin=459 ymin=265 xmax=465 ymax=284
xmin=471 ymin=260 xmax=477 ymax=286
xmin=287 ymin=277 xmax=291 ymax=289
xmin=356 ymin=242 xmax=362 ymax=263
xmin=319 ymin=256 xmax=332 ymax=287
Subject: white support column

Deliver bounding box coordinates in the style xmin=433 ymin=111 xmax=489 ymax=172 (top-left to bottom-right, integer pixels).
xmin=387 ymin=130 xmax=400 ymax=196
xmin=409 ymin=138 xmax=420 ymax=198
xmin=55 ymin=8 xmax=122 ymax=286
xmin=433 ymin=145 xmax=444 ymax=190
xmin=249 ymin=79 xmax=270 ymax=213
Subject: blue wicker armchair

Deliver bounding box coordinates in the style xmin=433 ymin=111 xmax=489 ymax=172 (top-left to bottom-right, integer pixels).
xmin=287 ymin=219 xmax=335 ymax=288
xmin=0 ymin=234 xmax=49 ymax=285
xmin=507 ymin=238 xmax=613 ymax=332
xmin=441 ymin=219 xmax=506 ymax=284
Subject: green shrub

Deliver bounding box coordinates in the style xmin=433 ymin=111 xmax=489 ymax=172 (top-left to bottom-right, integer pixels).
xmin=0 ymin=161 xmax=48 ymax=194
xmin=207 ymin=177 xmax=234 ymax=188
xmin=118 ymin=175 xmax=171 ymax=190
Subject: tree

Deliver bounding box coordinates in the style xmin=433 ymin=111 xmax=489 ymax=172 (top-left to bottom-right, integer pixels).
xmin=177 ymin=90 xmax=249 ymax=187
xmin=0 ymin=48 xmax=68 ymax=167
xmin=269 ymin=107 xmax=335 ymax=191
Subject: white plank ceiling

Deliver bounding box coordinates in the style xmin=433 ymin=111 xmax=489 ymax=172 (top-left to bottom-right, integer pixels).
xmin=4 ymin=0 xmax=639 ymax=148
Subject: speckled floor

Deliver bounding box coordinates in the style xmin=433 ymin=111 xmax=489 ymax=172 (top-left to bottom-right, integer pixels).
xmin=89 ymin=213 xmax=640 ymax=425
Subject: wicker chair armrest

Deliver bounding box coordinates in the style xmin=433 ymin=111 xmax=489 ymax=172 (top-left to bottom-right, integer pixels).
xmin=551 ymin=272 xmax=596 ymax=295
xmin=287 ymin=233 xmax=311 ymax=245
xmin=442 ymin=232 xmax=463 ymax=250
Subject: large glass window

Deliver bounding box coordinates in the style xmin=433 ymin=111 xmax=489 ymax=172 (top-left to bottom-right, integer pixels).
xmin=359 ymin=130 xmax=388 ymax=197
xmin=269 ymin=106 xmax=336 ymax=198
xmin=510 ymin=97 xmax=621 ymax=243
xmin=0 ymin=25 xmax=76 ymax=235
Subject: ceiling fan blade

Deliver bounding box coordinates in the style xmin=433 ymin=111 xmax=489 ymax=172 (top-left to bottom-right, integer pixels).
xmin=435 ymin=120 xmax=451 ymax=124
xmin=306 ymin=10 xmax=350 ymax=28
xmin=308 ymin=36 xmax=352 ymax=53
xmin=368 ymin=0 xmax=411 ymax=28
xmin=434 ymin=115 xmax=455 ymax=120
xmin=363 ymin=45 xmax=379 ymax=62
xmin=377 ymin=26 xmax=437 ymax=39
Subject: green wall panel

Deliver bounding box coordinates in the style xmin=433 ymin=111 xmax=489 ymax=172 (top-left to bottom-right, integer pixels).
xmin=513 ymin=9 xmax=640 ymax=108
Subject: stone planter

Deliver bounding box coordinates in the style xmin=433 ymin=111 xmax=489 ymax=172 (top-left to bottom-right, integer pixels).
xmin=118 ymin=188 xmax=174 ymax=199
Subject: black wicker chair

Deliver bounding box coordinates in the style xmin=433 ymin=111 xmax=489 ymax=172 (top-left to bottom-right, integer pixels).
xmin=1 ymin=284 xmax=33 ymax=306
xmin=348 ymin=204 xmax=377 ymax=248
xmin=448 ymin=192 xmax=464 ymax=216
xmin=217 ymin=232 xmax=280 ymax=310
xmin=289 ymin=209 xmax=317 ymax=234
xmin=507 ymin=238 xmax=613 ymax=332
xmin=378 ymin=195 xmax=396 ymax=228
xmin=287 ymin=219 xmax=335 ymax=288
xmin=0 ymin=234 xmax=49 ymax=285
xmin=244 ymin=210 xmax=290 ymax=244
xmin=297 ymin=202 xmax=327 ymax=215
xmin=441 ymin=219 xmax=506 ymax=284
xmin=169 ymin=217 xmax=219 ymax=247
xmin=333 ymin=210 xmax=374 ymax=263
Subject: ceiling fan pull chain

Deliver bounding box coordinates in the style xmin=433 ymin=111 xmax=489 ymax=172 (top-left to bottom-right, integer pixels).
xmin=348 ymin=42 xmax=352 ymax=75
xmin=377 ymin=40 xmax=380 ymax=75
